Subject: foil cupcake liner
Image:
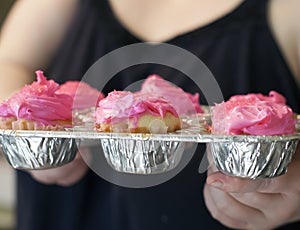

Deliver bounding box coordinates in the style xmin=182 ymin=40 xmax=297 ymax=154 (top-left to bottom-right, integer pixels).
xmin=209 ymin=139 xmax=299 ymax=179
xmin=100 ymin=138 xmax=185 ymax=174
xmin=0 ymin=113 xmax=299 ymax=175
xmin=0 ymin=133 xmax=79 ymax=170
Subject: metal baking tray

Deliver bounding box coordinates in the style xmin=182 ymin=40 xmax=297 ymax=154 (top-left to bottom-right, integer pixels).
xmin=0 ymin=114 xmax=299 ymax=178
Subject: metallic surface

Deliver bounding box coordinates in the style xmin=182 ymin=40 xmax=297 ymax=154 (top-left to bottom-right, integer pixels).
xmin=209 ymin=139 xmax=299 ymax=178
xmin=0 ymin=131 xmax=78 ymax=170
xmin=0 ymin=113 xmax=299 ymax=176
xmin=101 ymin=138 xmax=185 ymax=174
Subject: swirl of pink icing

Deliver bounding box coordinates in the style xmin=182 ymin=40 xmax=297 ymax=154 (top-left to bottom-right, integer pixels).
xmin=0 ymin=70 xmax=73 ymax=125
xmin=140 ymin=74 xmax=203 ymax=115
xmin=211 ymin=91 xmax=296 ymax=135
xmin=228 ymin=90 xmax=286 ymax=104
xmin=95 ymin=90 xmax=179 ymax=125
xmin=56 ymin=81 xmax=104 ymax=109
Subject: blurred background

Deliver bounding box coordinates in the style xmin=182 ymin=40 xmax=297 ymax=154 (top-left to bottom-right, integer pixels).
xmin=0 ymin=0 xmax=14 ymax=26
xmin=0 ymin=1 xmax=17 ymax=229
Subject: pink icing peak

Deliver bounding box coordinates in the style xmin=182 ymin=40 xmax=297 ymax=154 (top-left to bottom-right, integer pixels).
xmin=56 ymin=81 xmax=104 ymax=109
xmin=95 ymin=90 xmax=178 ymax=125
xmin=26 ymin=70 xmax=60 ymax=95
xmin=212 ymin=91 xmax=296 ymax=135
xmin=0 ymin=70 xmax=73 ymax=125
xmin=229 ymin=90 xmax=286 ymax=104
xmin=36 ymin=70 xmax=47 ymax=84
xmin=140 ymin=74 xmax=203 ymax=114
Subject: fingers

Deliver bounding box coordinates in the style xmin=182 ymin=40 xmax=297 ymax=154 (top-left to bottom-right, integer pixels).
xmin=204 ymin=144 xmax=300 ymax=229
xmin=207 ymin=155 xmax=300 ymax=193
xmin=204 ymin=184 xmax=299 ymax=229
xmin=204 ymin=186 xmax=249 ymax=229
xmin=206 ymin=143 xmax=300 ymax=193
xmin=55 ymin=153 xmax=89 ymax=186
xmin=29 ymin=152 xmax=89 ymax=186
xmin=230 ymin=192 xmax=283 ymax=211
xmin=204 ymin=184 xmax=267 ymax=229
xmin=229 ymin=192 xmax=300 ymax=226
xmin=206 ymin=171 xmax=274 ymax=193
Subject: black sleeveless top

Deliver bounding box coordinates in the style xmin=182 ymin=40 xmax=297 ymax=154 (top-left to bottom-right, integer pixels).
xmin=16 ymin=0 xmax=300 ymax=230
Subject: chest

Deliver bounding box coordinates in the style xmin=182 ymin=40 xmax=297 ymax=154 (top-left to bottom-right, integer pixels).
xmin=108 ymin=0 xmax=244 ymax=42
xmin=107 ymin=0 xmax=299 ymax=87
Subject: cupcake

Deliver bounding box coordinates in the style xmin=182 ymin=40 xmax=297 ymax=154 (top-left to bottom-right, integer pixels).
xmin=140 ymin=74 xmax=203 ymax=115
xmin=56 ymin=81 xmax=104 ymax=110
xmin=0 ymin=70 xmax=73 ymax=130
xmin=211 ymin=91 xmax=297 ymax=135
xmin=56 ymin=81 xmax=104 ymax=125
xmin=95 ymin=90 xmax=181 ymax=133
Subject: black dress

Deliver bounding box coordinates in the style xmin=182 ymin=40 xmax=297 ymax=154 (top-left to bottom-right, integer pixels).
xmin=16 ymin=0 xmax=300 ymax=229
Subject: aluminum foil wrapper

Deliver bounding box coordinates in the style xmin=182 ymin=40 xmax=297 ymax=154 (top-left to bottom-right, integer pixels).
xmin=101 ymin=138 xmax=185 ymax=174
xmin=0 ymin=131 xmax=79 ymax=170
xmin=0 ymin=112 xmax=298 ymax=175
xmin=209 ymin=139 xmax=299 ymax=179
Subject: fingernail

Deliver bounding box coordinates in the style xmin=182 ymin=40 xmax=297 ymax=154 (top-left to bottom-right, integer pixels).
xmin=209 ymin=180 xmax=223 ymax=189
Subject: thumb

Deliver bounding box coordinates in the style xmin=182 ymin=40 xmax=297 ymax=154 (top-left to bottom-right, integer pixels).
xmin=206 ymin=171 xmax=274 ymax=193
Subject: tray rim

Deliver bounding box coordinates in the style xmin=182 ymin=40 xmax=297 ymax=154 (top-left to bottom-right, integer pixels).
xmin=0 ymin=128 xmax=299 ymax=143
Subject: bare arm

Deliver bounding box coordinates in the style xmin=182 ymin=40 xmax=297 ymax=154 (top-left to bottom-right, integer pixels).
xmin=0 ymin=0 xmax=79 ymax=101
xmin=0 ymin=0 xmax=89 ymax=186
xmin=269 ymin=0 xmax=300 ymax=87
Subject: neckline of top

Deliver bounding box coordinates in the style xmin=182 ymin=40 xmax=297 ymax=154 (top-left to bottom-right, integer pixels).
xmin=105 ymin=0 xmax=254 ymax=43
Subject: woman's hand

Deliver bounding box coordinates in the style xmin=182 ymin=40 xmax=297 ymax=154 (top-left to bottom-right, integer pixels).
xmin=28 ymin=148 xmax=90 ymax=187
xmin=204 ymin=144 xmax=300 ymax=229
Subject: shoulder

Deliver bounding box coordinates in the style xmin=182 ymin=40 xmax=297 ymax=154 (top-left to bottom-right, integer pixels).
xmin=269 ymin=0 xmax=300 ymax=31
xmin=268 ymin=0 xmax=300 ymax=86
xmin=0 ymin=0 xmax=79 ymax=69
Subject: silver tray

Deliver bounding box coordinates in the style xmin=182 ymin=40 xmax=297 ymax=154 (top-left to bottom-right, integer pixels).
xmin=0 ymin=115 xmax=299 ymax=177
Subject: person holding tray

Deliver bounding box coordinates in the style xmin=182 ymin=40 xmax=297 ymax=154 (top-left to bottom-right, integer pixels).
xmin=0 ymin=0 xmax=300 ymax=229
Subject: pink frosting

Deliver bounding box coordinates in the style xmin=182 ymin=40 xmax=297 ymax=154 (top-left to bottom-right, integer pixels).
xmin=211 ymin=91 xmax=296 ymax=135
xmin=0 ymin=70 xmax=73 ymax=125
xmin=228 ymin=90 xmax=286 ymax=104
xmin=56 ymin=81 xmax=104 ymax=109
xmin=95 ymin=90 xmax=178 ymax=125
xmin=140 ymin=74 xmax=203 ymax=115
